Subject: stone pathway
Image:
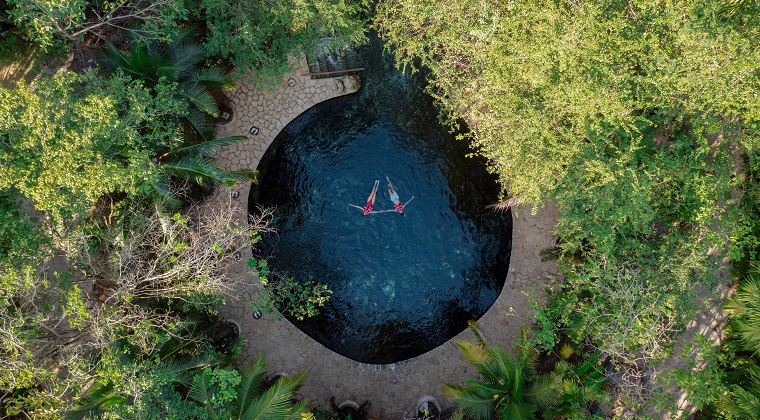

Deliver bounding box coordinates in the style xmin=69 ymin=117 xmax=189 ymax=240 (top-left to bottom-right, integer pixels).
xmin=210 ymin=57 xmax=560 ymax=418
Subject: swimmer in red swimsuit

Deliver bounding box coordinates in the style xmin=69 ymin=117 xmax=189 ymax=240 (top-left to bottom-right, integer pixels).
xmin=363 ymin=180 xmax=379 ymax=216
xmin=387 ymin=176 xmax=404 ymax=215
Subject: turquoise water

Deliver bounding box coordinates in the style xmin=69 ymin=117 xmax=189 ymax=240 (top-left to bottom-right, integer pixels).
xmin=249 ymin=35 xmax=512 ymax=363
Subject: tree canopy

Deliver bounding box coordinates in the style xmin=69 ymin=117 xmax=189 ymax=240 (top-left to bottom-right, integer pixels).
xmin=0 ymin=71 xmax=184 ymax=224
xmin=202 ymin=0 xmax=369 ymax=86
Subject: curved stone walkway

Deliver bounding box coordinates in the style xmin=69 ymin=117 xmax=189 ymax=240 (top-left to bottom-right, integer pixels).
xmin=210 ymin=57 xmax=560 ymax=418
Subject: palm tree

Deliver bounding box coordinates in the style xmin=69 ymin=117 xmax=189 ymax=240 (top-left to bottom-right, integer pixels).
xmin=724 ymin=266 xmax=760 ymax=355
xmin=713 ymin=363 xmax=760 ymax=420
xmin=443 ymin=322 xmax=559 ymax=420
xmin=143 ymin=134 xmax=254 ymax=205
xmin=188 ymin=355 xmax=308 ymax=420
xmin=716 ymin=265 xmax=760 ymax=419
xmin=541 ymin=352 xmax=609 ymax=419
xmin=97 ymin=27 xmax=233 ymax=140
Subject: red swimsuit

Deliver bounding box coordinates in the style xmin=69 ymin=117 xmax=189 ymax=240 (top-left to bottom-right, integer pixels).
xmin=363 ymin=201 xmax=373 ymax=213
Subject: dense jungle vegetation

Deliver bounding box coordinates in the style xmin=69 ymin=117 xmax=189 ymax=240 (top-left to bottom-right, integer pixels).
xmin=1 ymin=0 xmax=759 ymax=418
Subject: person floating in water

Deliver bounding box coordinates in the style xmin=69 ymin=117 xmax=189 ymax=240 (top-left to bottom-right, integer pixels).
xmin=349 ymin=179 xmax=413 ymax=215
xmin=363 ymin=180 xmax=380 ymax=216
xmin=386 ymin=176 xmax=404 ymax=215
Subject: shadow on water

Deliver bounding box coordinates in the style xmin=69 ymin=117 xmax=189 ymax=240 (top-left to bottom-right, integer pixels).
xmin=249 ymin=33 xmax=512 ymax=364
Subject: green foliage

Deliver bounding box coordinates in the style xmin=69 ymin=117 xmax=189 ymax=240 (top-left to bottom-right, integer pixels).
xmin=67 ymin=334 xmax=225 ymax=419
xmin=5 ymin=0 xmax=188 ymax=52
xmin=96 ymin=31 xmax=255 ymax=202
xmin=0 ymin=71 xmax=182 ymax=224
xmin=0 ymin=30 xmax=26 ymax=63
xmin=201 ymin=0 xmax=369 ymax=87
xmin=443 ymin=324 xmax=561 ymax=420
xmin=378 ymin=2 xmax=753 ymax=396
xmin=0 ymin=190 xmax=49 ymax=269
xmin=378 ymin=0 xmax=760 ymax=203
xmin=97 ymin=27 xmax=232 ymax=139
xmin=543 ymin=352 xmax=609 ymax=419
xmin=188 ymin=354 xmax=309 ymax=420
xmin=191 ymin=367 xmax=242 ymax=413
xmin=249 ymin=258 xmax=332 ymax=321
xmin=730 ymin=158 xmax=760 ymax=276
xmin=669 ymin=334 xmax=729 ymax=413
xmin=725 ymin=266 xmax=760 ymax=355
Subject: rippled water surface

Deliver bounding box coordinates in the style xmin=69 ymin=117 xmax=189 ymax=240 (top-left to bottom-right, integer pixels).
xmin=249 ymin=36 xmax=512 ymax=363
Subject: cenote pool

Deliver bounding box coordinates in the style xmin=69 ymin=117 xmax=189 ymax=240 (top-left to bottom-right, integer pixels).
xmin=249 ymin=36 xmax=512 ymax=364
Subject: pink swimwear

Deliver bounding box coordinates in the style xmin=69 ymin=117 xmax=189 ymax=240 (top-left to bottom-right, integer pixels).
xmin=394 ymin=202 xmax=404 ymax=212
xmin=363 ymin=201 xmax=373 ymax=213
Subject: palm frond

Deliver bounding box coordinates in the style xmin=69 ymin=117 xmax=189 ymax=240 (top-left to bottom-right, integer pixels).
xmin=170 ymin=136 xmax=246 ymax=158
xmin=188 ymin=370 xmax=222 ymax=420
xmin=490 ymin=345 xmax=523 ymax=392
xmin=181 ymin=82 xmax=219 ymax=116
xmin=442 ymin=383 xmax=496 ymax=420
xmin=187 ymin=68 xmax=234 ymax=90
xmin=728 ymin=384 xmax=760 ymax=419
xmin=235 ymin=356 xmax=269 ymax=418
xmin=171 ymin=43 xmax=208 ymax=80
xmin=726 ymin=268 xmax=760 ymax=353
xmin=162 ymin=155 xmax=237 ymax=187
xmin=467 ymin=320 xmax=488 ymax=348
xmin=448 ymin=410 xmax=466 ymax=420
xmin=66 ymin=381 xmax=126 ymax=420
xmin=185 ymin=107 xmax=214 ymax=140
xmin=486 ymin=196 xmax=524 ymax=213
xmin=140 ymin=176 xmax=182 ymax=208
xmin=455 ymin=340 xmax=501 ymax=382
xmin=226 ymin=169 xmax=258 ymax=184
xmin=241 ymin=370 xmax=308 ymax=419
xmin=171 ymin=26 xmax=198 ymax=48
xmin=285 ymin=400 xmax=310 ymax=420
xmin=95 ymin=42 xmax=133 ymax=75
xmin=128 ymin=46 xmax=169 ymax=86
xmin=496 ymin=399 xmax=536 ymax=420
xmin=525 ymin=373 xmax=560 ymax=410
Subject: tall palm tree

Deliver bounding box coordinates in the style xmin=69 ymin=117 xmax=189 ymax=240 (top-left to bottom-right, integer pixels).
xmin=188 ymin=355 xmax=308 ymax=420
xmin=97 ymin=27 xmax=233 ymax=140
xmin=443 ymin=322 xmax=559 ymax=420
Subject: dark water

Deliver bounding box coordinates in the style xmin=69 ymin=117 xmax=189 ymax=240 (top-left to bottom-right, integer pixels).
xmin=249 ymin=35 xmax=512 ymax=364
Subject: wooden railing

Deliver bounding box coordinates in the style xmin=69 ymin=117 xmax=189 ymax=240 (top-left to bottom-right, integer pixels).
xmin=301 ymin=68 xmax=365 ymax=77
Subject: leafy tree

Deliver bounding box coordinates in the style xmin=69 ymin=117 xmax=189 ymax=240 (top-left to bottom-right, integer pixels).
xmin=5 ymin=0 xmax=188 ymax=52
xmin=378 ymin=0 xmax=759 ymax=409
xmin=0 ymin=196 xmax=268 ymax=417
xmin=188 ymin=355 xmax=309 ymax=419
xmin=443 ymin=323 xmax=559 ymax=419
xmin=377 ymin=0 xmax=760 ymax=203
xmin=201 ymin=0 xmax=369 ymax=87
xmin=67 ymin=336 xmax=223 ymax=420
xmin=0 ymin=71 xmax=182 ymax=224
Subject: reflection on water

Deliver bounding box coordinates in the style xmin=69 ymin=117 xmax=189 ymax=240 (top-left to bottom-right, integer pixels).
xmin=249 ymin=33 xmax=512 ymax=364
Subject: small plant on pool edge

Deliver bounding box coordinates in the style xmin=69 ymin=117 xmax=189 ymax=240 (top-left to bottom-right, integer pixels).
xmin=248 ymin=258 xmax=333 ymax=321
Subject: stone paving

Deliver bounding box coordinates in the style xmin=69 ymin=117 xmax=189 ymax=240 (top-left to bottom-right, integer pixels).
xmin=209 ymin=57 xmax=561 ymax=418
